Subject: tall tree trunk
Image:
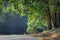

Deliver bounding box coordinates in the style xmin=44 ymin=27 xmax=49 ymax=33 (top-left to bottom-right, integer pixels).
xmin=52 ymin=11 xmax=60 ymax=28
xmin=46 ymin=7 xmax=52 ymax=30
xmin=52 ymin=1 xmax=60 ymax=28
xmin=57 ymin=1 xmax=60 ymax=28
xmin=52 ymin=13 xmax=57 ymax=28
xmin=57 ymin=8 xmax=60 ymax=28
xmin=56 ymin=12 xmax=60 ymax=28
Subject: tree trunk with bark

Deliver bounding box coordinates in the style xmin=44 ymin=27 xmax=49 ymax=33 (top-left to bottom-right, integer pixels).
xmin=46 ymin=7 xmax=52 ymax=30
xmin=52 ymin=1 xmax=60 ymax=28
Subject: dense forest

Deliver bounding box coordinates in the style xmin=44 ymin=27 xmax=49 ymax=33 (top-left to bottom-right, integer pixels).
xmin=0 ymin=0 xmax=60 ymax=34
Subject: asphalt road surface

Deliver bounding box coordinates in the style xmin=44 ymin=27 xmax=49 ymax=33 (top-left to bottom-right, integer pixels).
xmin=0 ymin=35 xmax=41 ymax=40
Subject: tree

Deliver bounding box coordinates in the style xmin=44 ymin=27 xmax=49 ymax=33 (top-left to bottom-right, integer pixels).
xmin=0 ymin=0 xmax=60 ymax=33
xmin=51 ymin=0 xmax=60 ymax=28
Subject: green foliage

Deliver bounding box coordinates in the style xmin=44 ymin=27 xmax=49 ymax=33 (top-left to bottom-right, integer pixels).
xmin=0 ymin=0 xmax=60 ymax=33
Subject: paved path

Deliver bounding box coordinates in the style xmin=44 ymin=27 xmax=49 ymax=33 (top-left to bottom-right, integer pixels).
xmin=0 ymin=35 xmax=41 ymax=40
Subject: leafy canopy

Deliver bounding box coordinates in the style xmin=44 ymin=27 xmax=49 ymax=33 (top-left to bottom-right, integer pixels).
xmin=0 ymin=0 xmax=60 ymax=33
